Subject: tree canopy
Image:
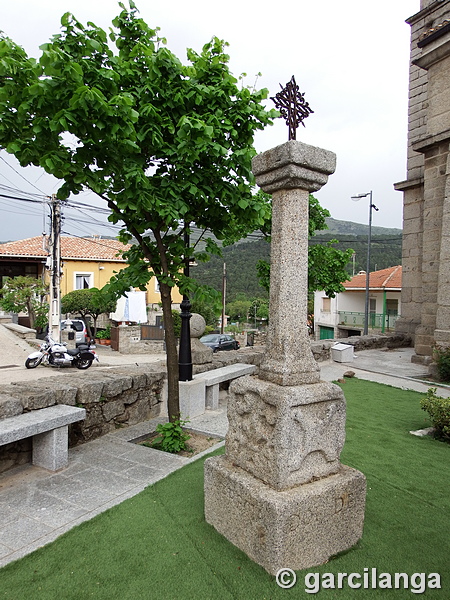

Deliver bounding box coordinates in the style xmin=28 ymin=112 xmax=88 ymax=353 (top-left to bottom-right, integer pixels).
xmin=0 ymin=2 xmax=277 ymax=418
xmin=0 ymin=276 xmax=48 ymax=329
xmin=60 ymin=288 xmax=117 ymax=337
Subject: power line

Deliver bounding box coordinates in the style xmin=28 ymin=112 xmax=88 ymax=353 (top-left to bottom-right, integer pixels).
xmin=0 ymin=183 xmax=46 ymax=199
xmin=0 ymin=155 xmax=48 ymax=195
xmin=0 ymin=200 xmax=44 ymax=218
xmin=0 ymin=192 xmax=47 ymax=204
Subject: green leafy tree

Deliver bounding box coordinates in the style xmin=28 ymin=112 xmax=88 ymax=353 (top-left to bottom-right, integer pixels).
xmin=0 ymin=276 xmax=48 ymax=329
xmin=60 ymin=288 xmax=116 ymax=338
xmin=0 ymin=3 xmax=276 ymax=420
xmin=256 ymin=193 xmax=354 ymax=298
xmin=226 ymin=299 xmax=252 ymax=322
xmin=190 ymin=300 xmax=219 ymax=329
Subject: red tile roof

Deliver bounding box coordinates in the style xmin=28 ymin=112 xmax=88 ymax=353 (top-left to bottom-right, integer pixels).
xmin=344 ymin=265 xmax=402 ymax=290
xmin=0 ymin=236 xmax=130 ymax=262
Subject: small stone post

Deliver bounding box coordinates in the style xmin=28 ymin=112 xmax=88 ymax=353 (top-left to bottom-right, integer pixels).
xmin=204 ymin=140 xmax=366 ymax=575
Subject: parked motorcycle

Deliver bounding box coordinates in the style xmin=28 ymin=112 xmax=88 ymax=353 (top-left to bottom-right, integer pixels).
xmin=25 ymin=335 xmax=99 ymax=370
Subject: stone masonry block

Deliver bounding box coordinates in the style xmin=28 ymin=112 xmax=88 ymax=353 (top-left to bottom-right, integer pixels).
xmin=0 ymin=395 xmax=23 ymax=419
xmin=415 ymin=344 xmax=434 ymax=357
xmin=179 ymin=378 xmax=206 ymax=420
xmin=125 ymin=395 xmax=160 ymax=425
xmin=8 ymin=385 xmax=56 ymax=411
xmin=252 ymin=140 xmax=336 ymax=194
xmin=52 ymin=385 xmax=78 ymax=406
xmin=226 ymin=376 xmax=346 ymax=491
xmin=101 ymin=399 xmax=126 ymax=422
xmin=102 ymin=375 xmax=133 ymax=398
xmin=33 ymin=426 xmax=69 ymax=471
xmin=436 ymin=306 xmax=450 ymax=331
xmin=75 ymin=381 xmax=105 ymax=404
xmin=205 ymin=384 xmax=219 ymax=410
xmin=204 ymin=456 xmax=366 ymax=575
xmin=434 ymin=329 xmax=450 ymax=345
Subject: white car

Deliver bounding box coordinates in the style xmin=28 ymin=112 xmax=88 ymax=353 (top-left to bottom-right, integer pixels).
xmin=60 ymin=319 xmax=88 ymax=345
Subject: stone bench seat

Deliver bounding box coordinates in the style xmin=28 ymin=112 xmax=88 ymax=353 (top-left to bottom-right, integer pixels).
xmin=0 ymin=405 xmax=86 ymax=471
xmin=194 ymin=363 xmax=257 ymax=410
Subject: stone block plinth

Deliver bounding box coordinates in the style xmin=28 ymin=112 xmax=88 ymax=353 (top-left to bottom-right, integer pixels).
xmin=252 ymin=140 xmax=336 ymax=194
xmin=226 ymin=376 xmax=346 ymax=490
xmin=204 ymin=456 xmax=366 ymax=575
xmin=179 ymin=379 xmax=205 ymax=419
xmin=33 ymin=426 xmax=69 ymax=471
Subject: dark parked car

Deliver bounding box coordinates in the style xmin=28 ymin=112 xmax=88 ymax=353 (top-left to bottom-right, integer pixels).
xmin=200 ymin=334 xmax=240 ymax=353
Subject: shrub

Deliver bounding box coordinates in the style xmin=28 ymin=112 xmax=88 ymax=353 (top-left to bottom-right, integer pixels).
xmin=433 ymin=345 xmax=450 ymax=382
xmin=420 ymin=388 xmax=450 ymax=441
xmin=96 ymin=325 xmax=111 ymax=339
xmin=171 ymin=310 xmax=181 ymax=338
xmin=146 ymin=419 xmax=191 ymax=453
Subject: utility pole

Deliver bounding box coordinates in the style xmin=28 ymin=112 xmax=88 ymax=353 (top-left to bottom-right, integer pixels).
xmin=47 ymin=194 xmax=62 ymax=341
xmin=221 ymin=262 xmax=227 ymax=334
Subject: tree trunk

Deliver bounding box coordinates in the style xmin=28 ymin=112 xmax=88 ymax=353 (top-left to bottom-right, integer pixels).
xmin=91 ymin=317 xmax=97 ymax=340
xmin=26 ymin=300 xmax=36 ymax=330
xmin=85 ymin=316 xmax=94 ymax=340
xmin=159 ymin=282 xmax=180 ymax=422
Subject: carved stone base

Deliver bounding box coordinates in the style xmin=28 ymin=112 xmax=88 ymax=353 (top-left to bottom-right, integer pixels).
xmin=204 ymin=456 xmax=366 ymax=575
xmin=226 ymin=375 xmax=346 ymax=490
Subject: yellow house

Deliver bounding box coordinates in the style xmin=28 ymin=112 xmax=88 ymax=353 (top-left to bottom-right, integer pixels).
xmin=0 ymin=235 xmax=182 ymax=309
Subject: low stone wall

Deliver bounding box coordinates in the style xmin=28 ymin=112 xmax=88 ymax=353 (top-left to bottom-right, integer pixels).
xmin=115 ymin=325 xmax=165 ymax=354
xmin=2 ymin=322 xmax=37 ymax=340
xmin=311 ymin=333 xmax=412 ymax=362
xmin=0 ymin=333 xmax=410 ymax=473
xmin=203 ymin=332 xmax=411 ymax=365
xmin=0 ymin=366 xmax=165 ymax=474
xmin=193 ymin=347 xmax=264 ymax=375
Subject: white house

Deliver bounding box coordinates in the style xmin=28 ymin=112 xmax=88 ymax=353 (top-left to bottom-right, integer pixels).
xmin=313 ymin=265 xmax=402 ymax=340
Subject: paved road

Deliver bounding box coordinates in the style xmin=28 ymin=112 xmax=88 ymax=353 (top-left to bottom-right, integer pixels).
xmin=0 ymin=324 xmax=165 ymax=385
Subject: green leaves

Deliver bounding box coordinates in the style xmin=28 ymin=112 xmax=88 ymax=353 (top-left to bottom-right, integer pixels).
xmin=60 ymin=287 xmax=117 ymax=319
xmin=147 ymin=419 xmax=191 ymax=453
xmin=0 ymin=5 xmax=277 ymax=395
xmin=0 ymin=276 xmax=48 ymax=330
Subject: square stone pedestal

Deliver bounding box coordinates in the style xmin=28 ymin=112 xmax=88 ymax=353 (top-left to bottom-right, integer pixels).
xmin=179 ymin=379 xmax=206 ymax=419
xmin=204 ymin=456 xmax=366 ymax=575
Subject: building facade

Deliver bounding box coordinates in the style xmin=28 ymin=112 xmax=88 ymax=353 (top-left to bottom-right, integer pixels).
xmin=314 ymin=266 xmax=402 ymax=340
xmin=0 ymin=235 xmax=182 ymax=320
xmin=394 ymin=0 xmax=450 ymax=363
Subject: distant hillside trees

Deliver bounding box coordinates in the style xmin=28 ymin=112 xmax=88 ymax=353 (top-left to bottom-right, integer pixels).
xmin=193 ymin=231 xmax=402 ymax=300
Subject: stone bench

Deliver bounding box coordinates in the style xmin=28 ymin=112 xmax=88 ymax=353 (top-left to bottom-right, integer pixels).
xmin=0 ymin=405 xmax=86 ymax=471
xmin=195 ymin=363 xmax=257 ymax=410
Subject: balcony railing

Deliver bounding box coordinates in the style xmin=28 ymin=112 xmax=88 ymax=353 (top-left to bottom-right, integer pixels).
xmin=338 ymin=311 xmax=399 ymax=331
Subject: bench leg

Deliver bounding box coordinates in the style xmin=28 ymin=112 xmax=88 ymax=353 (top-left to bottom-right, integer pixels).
xmin=32 ymin=426 xmax=69 ymax=471
xmin=206 ymin=384 xmax=219 ymax=410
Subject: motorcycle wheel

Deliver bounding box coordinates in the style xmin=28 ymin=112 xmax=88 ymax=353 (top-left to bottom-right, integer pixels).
xmin=75 ymin=358 xmax=93 ymax=370
xmin=25 ymin=357 xmax=42 ymax=369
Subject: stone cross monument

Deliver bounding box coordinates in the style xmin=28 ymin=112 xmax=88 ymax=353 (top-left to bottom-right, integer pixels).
xmin=204 ymin=137 xmax=366 ymax=574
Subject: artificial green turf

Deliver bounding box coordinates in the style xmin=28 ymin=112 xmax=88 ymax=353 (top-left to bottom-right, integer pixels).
xmin=1 ymin=379 xmax=448 ymax=599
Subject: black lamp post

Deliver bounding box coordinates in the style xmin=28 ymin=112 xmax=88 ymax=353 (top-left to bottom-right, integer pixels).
xmin=178 ymin=226 xmax=192 ymax=381
xmin=351 ymin=191 xmax=379 ymax=336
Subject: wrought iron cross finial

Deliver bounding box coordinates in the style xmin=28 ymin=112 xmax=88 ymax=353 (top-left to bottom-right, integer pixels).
xmin=271 ymin=76 xmax=313 ymax=140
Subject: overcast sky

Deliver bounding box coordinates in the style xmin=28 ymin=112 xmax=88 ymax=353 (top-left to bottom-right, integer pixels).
xmin=0 ymin=0 xmax=418 ymax=241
